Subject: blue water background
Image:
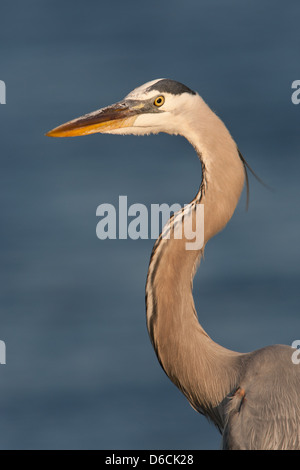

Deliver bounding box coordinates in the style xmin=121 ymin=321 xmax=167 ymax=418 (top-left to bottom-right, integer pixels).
xmin=0 ymin=0 xmax=300 ymax=449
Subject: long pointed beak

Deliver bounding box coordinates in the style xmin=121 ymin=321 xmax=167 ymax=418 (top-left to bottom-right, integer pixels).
xmin=46 ymin=101 xmax=140 ymax=137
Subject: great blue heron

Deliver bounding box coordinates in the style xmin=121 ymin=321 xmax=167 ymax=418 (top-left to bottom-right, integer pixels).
xmin=47 ymin=78 xmax=300 ymax=450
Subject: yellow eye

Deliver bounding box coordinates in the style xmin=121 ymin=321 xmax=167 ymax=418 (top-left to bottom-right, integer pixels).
xmin=154 ymin=96 xmax=165 ymax=107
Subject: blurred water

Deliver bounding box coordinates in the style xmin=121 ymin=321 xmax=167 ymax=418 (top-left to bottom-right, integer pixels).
xmin=0 ymin=0 xmax=300 ymax=449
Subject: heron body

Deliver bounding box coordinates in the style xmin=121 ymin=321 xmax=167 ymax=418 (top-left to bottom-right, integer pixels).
xmin=47 ymin=78 xmax=300 ymax=449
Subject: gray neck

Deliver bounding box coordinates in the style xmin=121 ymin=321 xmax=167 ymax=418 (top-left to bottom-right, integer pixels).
xmin=145 ymin=99 xmax=245 ymax=425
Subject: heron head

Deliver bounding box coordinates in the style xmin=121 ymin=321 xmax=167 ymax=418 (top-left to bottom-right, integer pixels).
xmin=46 ymin=79 xmax=200 ymax=138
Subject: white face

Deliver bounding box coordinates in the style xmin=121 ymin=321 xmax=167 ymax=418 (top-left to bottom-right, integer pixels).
xmin=106 ymin=78 xmax=201 ymax=137
xmin=47 ymin=78 xmax=202 ymax=139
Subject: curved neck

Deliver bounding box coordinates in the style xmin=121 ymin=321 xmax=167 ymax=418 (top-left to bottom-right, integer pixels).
xmin=145 ymin=99 xmax=245 ymax=425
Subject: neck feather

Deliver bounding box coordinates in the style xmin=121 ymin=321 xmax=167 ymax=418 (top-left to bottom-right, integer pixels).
xmin=145 ymin=97 xmax=246 ymax=425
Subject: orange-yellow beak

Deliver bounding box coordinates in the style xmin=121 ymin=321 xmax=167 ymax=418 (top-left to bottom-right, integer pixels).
xmin=46 ymin=101 xmax=139 ymax=137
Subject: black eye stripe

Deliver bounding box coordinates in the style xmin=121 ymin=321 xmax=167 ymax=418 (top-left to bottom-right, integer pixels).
xmin=147 ymin=79 xmax=196 ymax=96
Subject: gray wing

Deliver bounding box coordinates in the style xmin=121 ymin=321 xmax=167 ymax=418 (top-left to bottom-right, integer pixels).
xmin=222 ymin=345 xmax=300 ymax=450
